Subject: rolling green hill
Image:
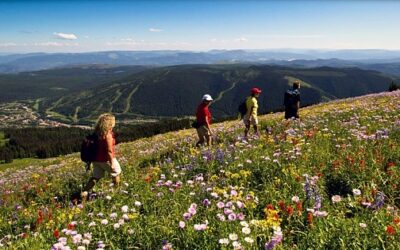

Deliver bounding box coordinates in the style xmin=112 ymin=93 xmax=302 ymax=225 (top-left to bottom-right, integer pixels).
xmin=39 ymin=64 xmax=393 ymax=123
xmin=0 ymin=65 xmax=150 ymax=102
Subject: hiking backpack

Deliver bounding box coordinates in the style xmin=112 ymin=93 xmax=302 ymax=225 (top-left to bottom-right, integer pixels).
xmin=238 ymin=101 xmax=247 ymax=119
xmin=284 ymin=89 xmax=300 ymax=109
xmin=80 ymin=133 xmax=98 ymax=169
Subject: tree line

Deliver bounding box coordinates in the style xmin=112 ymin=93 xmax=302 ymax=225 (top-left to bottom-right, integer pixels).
xmin=0 ymin=118 xmax=193 ymax=163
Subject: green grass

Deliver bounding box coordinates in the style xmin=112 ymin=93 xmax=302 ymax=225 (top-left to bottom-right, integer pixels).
xmin=284 ymin=75 xmax=313 ymax=88
xmin=0 ymin=91 xmax=399 ymax=249
xmin=0 ymin=131 xmax=5 ymax=147
xmin=32 ymin=99 xmax=41 ymax=111
xmin=0 ymin=157 xmax=44 ymax=171
xmin=45 ymin=110 xmax=72 ymax=123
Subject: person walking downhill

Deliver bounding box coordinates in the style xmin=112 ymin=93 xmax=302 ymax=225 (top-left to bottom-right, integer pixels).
xmin=284 ymin=81 xmax=301 ymax=120
xmin=195 ymin=94 xmax=213 ymax=147
xmin=244 ymin=87 xmax=262 ymax=138
xmin=81 ymin=113 xmax=121 ymax=199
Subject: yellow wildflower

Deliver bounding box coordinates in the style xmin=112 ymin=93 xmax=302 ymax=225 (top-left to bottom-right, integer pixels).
xmin=210 ymin=175 xmax=219 ymax=182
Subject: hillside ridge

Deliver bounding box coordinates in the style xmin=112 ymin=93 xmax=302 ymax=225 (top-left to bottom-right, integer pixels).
xmin=0 ymin=91 xmax=399 ymax=249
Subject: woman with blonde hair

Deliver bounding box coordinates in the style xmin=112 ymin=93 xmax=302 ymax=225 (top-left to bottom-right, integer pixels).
xmin=82 ymin=113 xmax=121 ymax=198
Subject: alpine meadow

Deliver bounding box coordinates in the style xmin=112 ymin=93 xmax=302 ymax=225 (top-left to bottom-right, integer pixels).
xmin=0 ymin=91 xmax=399 ymax=249
xmin=1 ymin=0 xmax=400 ymax=249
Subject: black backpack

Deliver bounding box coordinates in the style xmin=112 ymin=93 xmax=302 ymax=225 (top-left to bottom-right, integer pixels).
xmin=284 ymin=89 xmax=300 ymax=109
xmin=80 ymin=133 xmax=98 ymax=170
xmin=238 ymin=101 xmax=247 ymax=119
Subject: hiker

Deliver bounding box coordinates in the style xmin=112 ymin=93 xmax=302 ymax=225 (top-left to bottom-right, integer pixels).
xmin=284 ymin=81 xmax=301 ymax=119
xmin=81 ymin=113 xmax=121 ymax=198
xmin=244 ymin=87 xmax=262 ymax=138
xmin=195 ymin=94 xmax=213 ymax=147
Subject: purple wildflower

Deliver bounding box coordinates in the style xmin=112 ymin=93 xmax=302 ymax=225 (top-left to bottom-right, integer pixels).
xmin=370 ymin=192 xmax=385 ymax=210
xmin=314 ymin=193 xmax=322 ymax=210
xmin=215 ymin=148 xmax=225 ymax=164
xmin=202 ymin=150 xmax=213 ymax=162
xmin=228 ymin=213 xmax=237 ymax=221
xmin=265 ymin=227 xmax=283 ymax=250
xmin=183 ymin=212 xmax=191 ymax=220
xmin=217 ymin=202 xmax=225 ymax=209
xmin=202 ymin=199 xmax=211 ymax=206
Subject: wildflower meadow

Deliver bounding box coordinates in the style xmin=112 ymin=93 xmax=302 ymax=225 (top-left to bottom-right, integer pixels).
xmin=0 ymin=91 xmax=399 ymax=249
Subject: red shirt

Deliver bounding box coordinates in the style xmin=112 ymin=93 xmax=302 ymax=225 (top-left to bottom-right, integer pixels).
xmin=95 ymin=131 xmax=116 ymax=162
xmin=196 ymin=102 xmax=211 ymax=126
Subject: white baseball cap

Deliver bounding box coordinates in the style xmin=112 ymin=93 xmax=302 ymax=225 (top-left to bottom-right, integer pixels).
xmin=202 ymin=94 xmax=213 ymax=101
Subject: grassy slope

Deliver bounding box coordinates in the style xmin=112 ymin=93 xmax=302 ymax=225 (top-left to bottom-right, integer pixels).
xmin=0 ymin=131 xmax=5 ymax=147
xmin=41 ymin=65 xmax=392 ymax=123
xmin=0 ymin=91 xmax=399 ymax=249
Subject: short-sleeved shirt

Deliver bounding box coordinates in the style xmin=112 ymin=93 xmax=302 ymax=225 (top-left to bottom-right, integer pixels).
xmin=284 ymin=89 xmax=300 ymax=110
xmin=95 ymin=131 xmax=116 ymax=162
xmin=246 ymin=96 xmax=258 ymax=117
xmin=196 ymin=103 xmax=212 ymax=126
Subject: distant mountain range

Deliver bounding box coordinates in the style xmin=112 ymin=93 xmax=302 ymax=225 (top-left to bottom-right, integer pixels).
xmin=34 ymin=64 xmax=393 ymax=124
xmin=1 ymin=49 xmax=400 ymax=74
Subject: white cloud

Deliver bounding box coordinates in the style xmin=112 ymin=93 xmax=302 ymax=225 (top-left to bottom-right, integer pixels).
xmin=34 ymin=42 xmax=79 ymax=47
xmin=0 ymin=42 xmax=17 ymax=47
xmin=106 ymin=38 xmax=148 ymax=46
xmin=120 ymin=38 xmax=135 ymax=42
xmin=246 ymin=34 xmax=322 ymax=39
xmin=235 ymin=37 xmax=248 ymax=42
xmin=209 ymin=38 xmax=229 ymax=44
xmin=53 ymin=32 xmax=78 ymax=40
xmin=149 ymin=28 xmax=163 ymax=32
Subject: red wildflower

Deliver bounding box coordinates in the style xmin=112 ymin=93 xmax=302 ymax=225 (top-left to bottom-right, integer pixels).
xmin=307 ymin=212 xmax=313 ymax=225
xmin=36 ymin=217 xmax=43 ymax=225
xmin=36 ymin=210 xmax=44 ymax=225
xmin=266 ymin=204 xmax=274 ymax=210
xmin=278 ymin=200 xmax=286 ymax=211
xmin=296 ymin=201 xmax=303 ymax=214
xmin=145 ymin=175 xmax=152 ymax=183
xmin=386 ymin=225 xmax=396 ymax=235
xmin=286 ymin=206 xmax=294 ymax=216
xmin=387 ymin=162 xmax=395 ymax=168
xmin=53 ymin=229 xmax=60 ymax=238
xmin=67 ymin=223 xmax=75 ymax=230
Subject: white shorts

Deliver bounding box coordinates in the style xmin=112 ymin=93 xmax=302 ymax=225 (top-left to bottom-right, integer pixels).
xmin=92 ymin=158 xmax=122 ymax=179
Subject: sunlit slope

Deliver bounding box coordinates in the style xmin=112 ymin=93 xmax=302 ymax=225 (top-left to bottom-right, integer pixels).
xmin=0 ymin=91 xmax=399 ymax=249
xmin=40 ymin=65 xmax=392 ymax=123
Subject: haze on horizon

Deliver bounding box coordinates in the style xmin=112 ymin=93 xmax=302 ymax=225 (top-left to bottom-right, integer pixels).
xmin=0 ymin=0 xmax=399 ymax=54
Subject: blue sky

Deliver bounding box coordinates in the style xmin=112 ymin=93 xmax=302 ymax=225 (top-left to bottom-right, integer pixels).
xmin=0 ymin=0 xmax=399 ymax=53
